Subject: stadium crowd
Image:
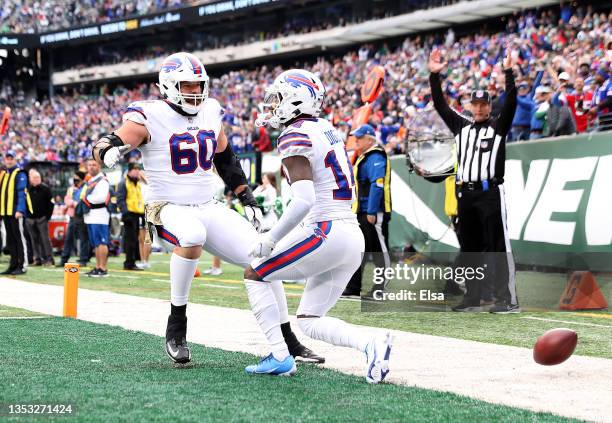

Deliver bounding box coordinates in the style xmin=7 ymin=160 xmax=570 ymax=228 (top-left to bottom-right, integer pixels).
xmin=1 ymin=4 xmax=611 ymax=164
xmin=1 ymin=0 xmax=463 ymax=35
xmin=0 ymin=0 xmax=194 ymax=34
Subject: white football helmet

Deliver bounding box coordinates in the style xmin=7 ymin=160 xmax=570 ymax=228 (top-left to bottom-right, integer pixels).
xmin=255 ymin=69 xmax=325 ymax=128
xmin=158 ymin=52 xmax=209 ymax=114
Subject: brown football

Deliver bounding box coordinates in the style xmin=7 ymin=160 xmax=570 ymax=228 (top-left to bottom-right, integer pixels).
xmin=533 ymin=328 xmax=578 ymax=365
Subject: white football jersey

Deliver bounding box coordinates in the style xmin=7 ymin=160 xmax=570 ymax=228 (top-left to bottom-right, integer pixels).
xmin=278 ymin=117 xmax=356 ymax=224
xmin=122 ymin=99 xmax=223 ymax=205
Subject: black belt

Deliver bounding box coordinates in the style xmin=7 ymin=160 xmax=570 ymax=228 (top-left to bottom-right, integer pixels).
xmin=456 ymin=178 xmax=503 ymax=191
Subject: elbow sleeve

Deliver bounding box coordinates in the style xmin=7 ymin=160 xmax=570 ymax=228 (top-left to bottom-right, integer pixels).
xmin=268 ymin=180 xmax=315 ymax=242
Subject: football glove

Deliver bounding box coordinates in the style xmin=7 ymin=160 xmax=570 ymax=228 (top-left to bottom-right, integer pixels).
xmin=244 ymin=204 xmax=264 ymax=232
xmin=249 ymin=233 xmax=276 ymax=258
xmin=103 ymin=146 xmax=123 ymax=169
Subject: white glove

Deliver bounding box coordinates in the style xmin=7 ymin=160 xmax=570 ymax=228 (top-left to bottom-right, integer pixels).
xmin=103 ymin=146 xmax=123 ymax=169
xmin=244 ymin=205 xmax=264 ymax=232
xmin=249 ymin=233 xmax=276 ymax=258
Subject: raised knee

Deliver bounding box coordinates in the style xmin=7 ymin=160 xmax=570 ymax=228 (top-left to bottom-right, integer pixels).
xmin=180 ymin=231 xmax=206 ymax=247
xmin=244 ymin=266 xmax=262 ymax=281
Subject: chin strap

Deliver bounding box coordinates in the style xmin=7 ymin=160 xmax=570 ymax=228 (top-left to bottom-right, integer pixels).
xmin=163 ymin=99 xmax=198 ymax=117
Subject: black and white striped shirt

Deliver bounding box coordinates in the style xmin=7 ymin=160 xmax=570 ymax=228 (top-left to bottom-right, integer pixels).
xmin=429 ymin=70 xmax=517 ymax=182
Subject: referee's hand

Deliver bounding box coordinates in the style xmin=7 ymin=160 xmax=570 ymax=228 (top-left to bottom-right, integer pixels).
xmin=428 ymin=50 xmax=447 ymax=74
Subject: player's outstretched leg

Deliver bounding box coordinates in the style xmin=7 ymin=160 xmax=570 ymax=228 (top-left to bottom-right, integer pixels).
xmin=297 ymin=269 xmax=393 ymax=384
xmin=270 ymin=280 xmax=325 ymax=363
xmin=165 ymin=249 xmax=200 ymax=364
xmin=243 ymin=267 xmax=296 ymax=376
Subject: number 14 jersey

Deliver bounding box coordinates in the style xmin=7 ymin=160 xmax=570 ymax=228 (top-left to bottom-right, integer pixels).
xmin=278 ymin=117 xmax=356 ymax=224
xmin=122 ymin=98 xmax=223 ymax=204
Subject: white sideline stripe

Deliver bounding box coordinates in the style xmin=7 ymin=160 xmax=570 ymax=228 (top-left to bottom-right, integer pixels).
xmin=521 ymin=316 xmax=612 ymax=328
xmin=42 ymin=268 xmax=140 ymax=280
xmin=1 ymin=279 xmax=611 ymax=422
xmin=152 ymin=278 xmax=238 ymax=290
xmin=202 ymin=283 xmax=238 ymax=290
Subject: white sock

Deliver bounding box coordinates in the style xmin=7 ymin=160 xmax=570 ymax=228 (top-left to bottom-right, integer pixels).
xmin=170 ymin=253 xmax=198 ymax=306
xmin=270 ymin=280 xmax=290 ymax=324
xmin=298 ymin=316 xmax=370 ymax=353
xmin=245 ymin=279 xmax=289 ymax=361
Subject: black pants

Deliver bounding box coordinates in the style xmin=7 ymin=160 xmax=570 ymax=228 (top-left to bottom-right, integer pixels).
xmin=456 ymin=184 xmax=517 ymax=306
xmin=122 ymin=212 xmax=142 ymax=267
xmin=346 ymin=212 xmax=391 ymax=294
xmin=61 ymin=216 xmax=91 ymax=264
xmin=2 ymin=216 xmax=28 ymax=271
xmin=25 ymin=217 xmax=53 ymax=262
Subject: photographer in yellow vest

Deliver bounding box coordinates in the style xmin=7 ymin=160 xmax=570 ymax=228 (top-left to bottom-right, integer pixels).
xmin=116 ymin=162 xmax=145 ymax=271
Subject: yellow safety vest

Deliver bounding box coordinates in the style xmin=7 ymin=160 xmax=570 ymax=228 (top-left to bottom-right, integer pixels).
xmin=125 ymin=176 xmax=144 ymax=214
xmin=0 ymin=167 xmax=33 ymax=216
xmin=352 ymin=145 xmax=392 ymax=213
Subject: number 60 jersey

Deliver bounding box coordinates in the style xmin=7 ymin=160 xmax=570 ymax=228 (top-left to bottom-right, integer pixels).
xmin=122 ymin=98 xmax=223 ymax=204
xmin=278 ymin=117 xmax=357 ymax=224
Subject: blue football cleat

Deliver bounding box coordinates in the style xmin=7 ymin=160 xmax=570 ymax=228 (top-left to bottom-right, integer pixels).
xmin=245 ymin=353 xmax=297 ymax=376
xmin=365 ymin=331 xmax=393 ymax=384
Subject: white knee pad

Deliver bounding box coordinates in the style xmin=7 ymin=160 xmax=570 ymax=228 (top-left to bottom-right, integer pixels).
xmin=179 ymin=229 xmax=206 ymax=247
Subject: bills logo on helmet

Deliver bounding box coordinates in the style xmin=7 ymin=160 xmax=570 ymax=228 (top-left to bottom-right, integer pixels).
xmin=284 ymin=73 xmax=319 ymax=98
xmin=161 ymin=57 xmax=183 ymax=73
xmin=186 ymin=55 xmax=203 ymax=75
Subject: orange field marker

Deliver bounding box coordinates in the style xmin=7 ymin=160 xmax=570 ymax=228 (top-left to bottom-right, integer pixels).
xmin=63 ymin=263 xmax=80 ymax=318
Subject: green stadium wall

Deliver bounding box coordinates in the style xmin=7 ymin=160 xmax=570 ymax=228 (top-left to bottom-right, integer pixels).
xmin=389 ymin=131 xmax=612 ymax=271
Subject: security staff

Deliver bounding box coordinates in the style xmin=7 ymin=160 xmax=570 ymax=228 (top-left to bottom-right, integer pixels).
xmin=343 ymin=124 xmax=392 ymax=297
xmin=116 ymin=162 xmax=145 ymax=271
xmin=0 ymin=151 xmax=32 ymax=275
xmin=428 ymin=49 xmax=519 ymax=313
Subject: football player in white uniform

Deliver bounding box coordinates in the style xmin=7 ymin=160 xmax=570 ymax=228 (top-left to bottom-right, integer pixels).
xmin=92 ymin=52 xmax=322 ymax=365
xmin=243 ymin=69 xmax=393 ymax=383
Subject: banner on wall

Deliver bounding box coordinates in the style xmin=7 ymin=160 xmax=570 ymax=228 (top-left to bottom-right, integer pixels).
xmin=389 ymin=131 xmax=612 ymax=270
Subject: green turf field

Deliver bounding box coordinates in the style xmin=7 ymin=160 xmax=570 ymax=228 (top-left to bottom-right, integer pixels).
xmin=1 ymin=254 xmax=611 ymax=359
xmin=0 ymin=310 xmax=577 ymax=422
xmin=0 ymin=305 xmax=43 ymax=318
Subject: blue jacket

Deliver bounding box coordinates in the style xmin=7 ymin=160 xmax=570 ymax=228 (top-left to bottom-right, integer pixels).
xmin=512 ymin=70 xmax=543 ymax=127
xmin=357 ymin=152 xmax=387 ymax=215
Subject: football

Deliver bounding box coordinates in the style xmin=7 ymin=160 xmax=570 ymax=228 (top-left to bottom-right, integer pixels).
xmin=533 ymin=328 xmax=578 ymax=366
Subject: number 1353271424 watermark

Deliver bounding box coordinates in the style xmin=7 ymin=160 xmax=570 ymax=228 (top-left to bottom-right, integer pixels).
xmin=1 ymin=403 xmax=75 ymax=416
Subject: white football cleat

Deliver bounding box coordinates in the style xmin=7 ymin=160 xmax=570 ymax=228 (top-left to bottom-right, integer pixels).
xmin=203 ymin=267 xmax=223 ymax=276
xmin=365 ymin=331 xmax=393 ymax=384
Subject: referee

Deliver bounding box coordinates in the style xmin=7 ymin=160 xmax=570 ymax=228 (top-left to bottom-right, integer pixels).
xmin=428 ymin=49 xmax=519 ymax=313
